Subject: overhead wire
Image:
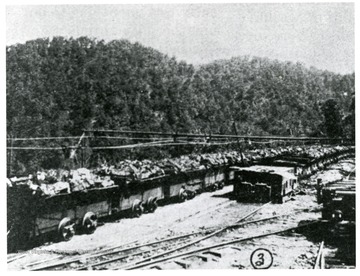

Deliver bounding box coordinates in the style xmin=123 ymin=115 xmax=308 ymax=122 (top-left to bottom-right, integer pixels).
xmin=7 ymin=139 xmax=244 ymax=150
xmin=6 ymin=136 xmax=175 ymax=142
xmin=6 ymin=130 xmax=346 ymax=151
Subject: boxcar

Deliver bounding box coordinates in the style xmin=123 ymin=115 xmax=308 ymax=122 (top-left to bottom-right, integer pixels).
xmin=232 ymin=166 xmax=298 ymax=203
xmin=321 ymin=180 xmax=355 ymax=222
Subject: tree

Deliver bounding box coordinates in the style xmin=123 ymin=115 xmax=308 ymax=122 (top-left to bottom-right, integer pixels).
xmin=320 ymin=98 xmax=343 ymax=138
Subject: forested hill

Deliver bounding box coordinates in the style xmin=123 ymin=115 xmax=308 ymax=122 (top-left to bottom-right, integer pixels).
xmin=7 ymin=37 xmax=196 ymax=137
xmin=192 ymin=57 xmax=354 ymax=137
xmin=6 ymin=37 xmax=355 ymax=172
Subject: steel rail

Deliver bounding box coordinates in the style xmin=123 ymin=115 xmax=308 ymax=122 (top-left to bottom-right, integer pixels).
xmin=30 ymin=209 xmax=294 ymax=271
xmin=80 ymin=209 xmax=286 ymax=270
xmin=121 ymin=220 xmax=320 ymax=270
xmin=27 ymin=200 xmax=236 ymax=269
xmin=31 ymin=231 xmax=204 ymax=271
xmin=114 ymin=202 xmax=271 ymax=270
xmin=7 ymin=254 xmax=26 ymax=263
xmin=26 ymin=239 xmax=139 ymax=270
xmin=75 ymin=238 xmax=197 ymax=270
xmin=314 ymin=241 xmax=325 ymax=269
xmin=23 ymin=255 xmax=63 ymax=269
xmin=235 ymin=202 xmax=271 ymax=223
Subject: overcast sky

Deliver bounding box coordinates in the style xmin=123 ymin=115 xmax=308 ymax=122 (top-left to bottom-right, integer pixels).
xmin=6 ymin=3 xmax=354 ymax=74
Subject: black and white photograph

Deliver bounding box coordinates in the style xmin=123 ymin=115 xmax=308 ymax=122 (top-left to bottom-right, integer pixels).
xmin=5 ymin=1 xmax=356 ymax=270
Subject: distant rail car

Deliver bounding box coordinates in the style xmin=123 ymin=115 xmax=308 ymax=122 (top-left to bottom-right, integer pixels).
xmin=232 ymin=166 xmax=298 ymax=203
xmin=7 ymin=166 xmax=228 ymax=250
xmin=256 ymin=148 xmax=354 ymax=179
xmin=319 ymin=180 xmax=355 ymax=222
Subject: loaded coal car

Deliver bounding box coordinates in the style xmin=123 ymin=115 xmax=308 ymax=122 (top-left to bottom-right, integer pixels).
xmin=7 ymin=178 xmax=127 ymax=251
xmin=202 ymin=166 xmax=227 ymax=191
xmin=261 ymin=145 xmax=355 ymax=178
xmin=256 ymin=153 xmax=321 ymax=178
xmin=231 ymin=166 xmax=298 ymax=203
xmin=7 ymin=165 xmax=229 ymax=251
xmin=7 ymin=173 xmax=186 ymax=249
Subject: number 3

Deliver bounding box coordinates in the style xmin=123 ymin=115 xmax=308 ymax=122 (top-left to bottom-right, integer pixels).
xmin=255 ymin=253 xmax=264 ymax=267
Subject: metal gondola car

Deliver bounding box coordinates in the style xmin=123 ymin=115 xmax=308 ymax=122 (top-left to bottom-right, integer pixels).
xmin=7 ymin=165 xmax=229 ymax=250
xmin=231 ymin=166 xmax=298 ymax=203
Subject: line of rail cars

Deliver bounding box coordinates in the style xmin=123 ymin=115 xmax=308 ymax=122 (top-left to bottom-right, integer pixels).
xmin=255 ymin=149 xmax=353 ymax=179
xmin=7 ymin=166 xmax=232 ymax=251
xmin=7 ymin=145 xmax=355 ymax=251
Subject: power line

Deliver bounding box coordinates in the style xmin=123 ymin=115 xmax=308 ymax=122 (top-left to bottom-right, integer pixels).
xmin=7 ymin=140 xmax=243 ymax=150
xmin=84 ymin=129 xmax=347 ymax=142
xmin=7 ymin=147 xmax=75 ymax=150
xmin=6 ymin=136 xmax=187 ymax=142
xmin=7 ymin=136 xmax=85 ymax=141
xmin=6 ymin=129 xmax=350 ymax=143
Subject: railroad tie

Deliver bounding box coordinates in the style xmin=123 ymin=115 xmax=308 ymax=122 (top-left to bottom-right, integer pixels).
xmin=174 ymin=260 xmax=191 ymax=269
xmin=203 ymin=250 xmax=222 ymax=258
xmin=193 ymin=254 xmax=209 ymax=262
xmin=150 ymin=265 xmax=162 ymax=270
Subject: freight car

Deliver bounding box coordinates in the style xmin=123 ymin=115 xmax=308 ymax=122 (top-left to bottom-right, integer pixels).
xmin=7 ymin=166 xmax=228 ymax=250
xmin=320 ymin=180 xmax=355 ymax=222
xmin=232 ymin=166 xmax=298 ymax=203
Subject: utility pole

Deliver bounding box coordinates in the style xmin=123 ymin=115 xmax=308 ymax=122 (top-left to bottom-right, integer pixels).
xmin=9 ymin=134 xmax=14 ymax=176
xmin=232 ymin=121 xmax=245 ymax=165
xmin=81 ymin=142 xmax=84 ymax=168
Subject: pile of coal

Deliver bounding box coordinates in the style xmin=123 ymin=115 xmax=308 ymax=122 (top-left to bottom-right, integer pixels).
xmin=6 ymin=145 xmax=354 ymax=197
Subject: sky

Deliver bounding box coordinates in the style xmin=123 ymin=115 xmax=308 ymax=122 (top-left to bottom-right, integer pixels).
xmin=6 ymin=3 xmax=355 ymax=74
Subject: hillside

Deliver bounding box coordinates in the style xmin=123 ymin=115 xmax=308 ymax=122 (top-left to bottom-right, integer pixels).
xmin=192 ymin=57 xmax=354 ymax=136
xmin=6 ymin=37 xmax=355 ymax=174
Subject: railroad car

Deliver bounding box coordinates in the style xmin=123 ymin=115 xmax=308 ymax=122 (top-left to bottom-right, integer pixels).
xmin=7 ymin=165 xmax=228 ymax=251
xmin=231 ymin=166 xmax=298 ymax=203
xmin=321 ymin=180 xmax=355 ymax=222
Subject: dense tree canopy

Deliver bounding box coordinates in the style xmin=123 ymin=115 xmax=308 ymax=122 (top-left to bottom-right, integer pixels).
xmin=192 ymin=57 xmax=354 ymax=137
xmin=6 ymin=37 xmax=355 ymax=175
xmin=320 ymin=98 xmax=343 ymax=138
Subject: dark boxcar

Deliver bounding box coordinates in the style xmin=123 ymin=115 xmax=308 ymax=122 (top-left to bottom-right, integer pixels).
xmin=231 ymin=166 xmax=298 ymax=203
xmin=321 ymin=181 xmax=355 ymax=222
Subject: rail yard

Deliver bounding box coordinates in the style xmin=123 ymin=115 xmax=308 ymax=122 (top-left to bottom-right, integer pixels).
xmin=6 ymin=3 xmax=356 ymax=271
xmin=7 ymin=142 xmax=356 ymax=270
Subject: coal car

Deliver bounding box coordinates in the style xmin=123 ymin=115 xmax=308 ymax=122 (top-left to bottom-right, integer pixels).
xmin=7 ymin=165 xmax=228 ymax=251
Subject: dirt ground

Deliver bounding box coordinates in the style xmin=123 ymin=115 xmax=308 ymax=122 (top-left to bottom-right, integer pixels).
xmin=8 ymin=158 xmax=355 ymax=270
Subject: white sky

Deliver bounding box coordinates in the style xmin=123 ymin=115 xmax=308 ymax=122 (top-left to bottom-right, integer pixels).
xmin=5 ymin=3 xmax=355 ymax=74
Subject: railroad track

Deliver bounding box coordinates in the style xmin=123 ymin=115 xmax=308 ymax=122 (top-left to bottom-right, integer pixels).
xmin=25 ymin=197 xmax=317 ymax=270
xmin=120 ymin=220 xmax=320 ymax=270
xmin=7 ymin=254 xmax=26 ymax=264
xmin=28 ymin=202 xmax=272 ymax=270
xmin=29 ymin=231 xmax=204 ymax=270
xmin=313 ymin=241 xmax=325 ymax=269
xmin=113 ymin=203 xmax=316 ymax=270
